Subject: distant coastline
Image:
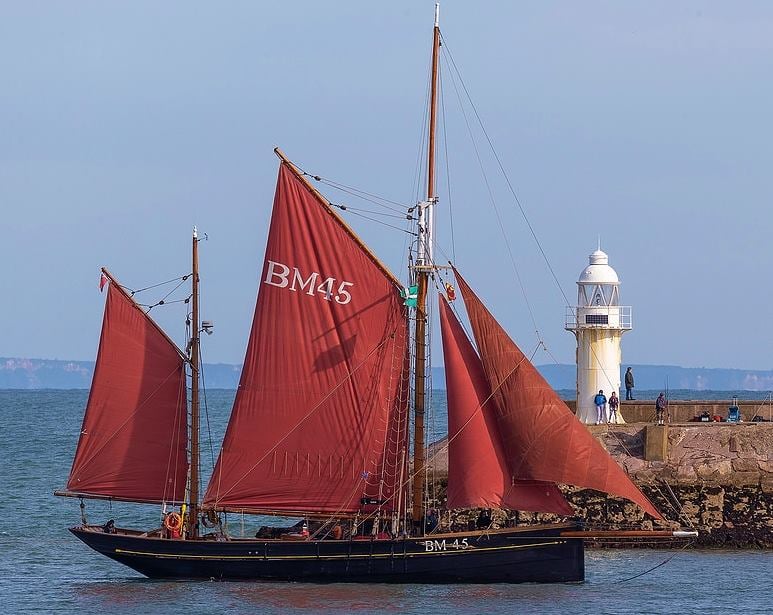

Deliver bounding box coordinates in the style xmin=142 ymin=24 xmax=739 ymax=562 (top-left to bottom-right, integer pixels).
xmin=2 ymin=357 xmax=772 ymax=391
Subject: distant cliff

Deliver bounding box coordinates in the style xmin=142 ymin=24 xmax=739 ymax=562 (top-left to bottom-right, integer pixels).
xmin=537 ymin=364 xmax=773 ymax=391
xmin=0 ymin=358 xmax=243 ymax=389
xmin=2 ymin=358 xmax=772 ymax=391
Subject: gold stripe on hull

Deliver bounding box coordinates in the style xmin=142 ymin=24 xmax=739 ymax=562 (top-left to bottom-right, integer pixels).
xmin=114 ymin=540 xmax=566 ymax=562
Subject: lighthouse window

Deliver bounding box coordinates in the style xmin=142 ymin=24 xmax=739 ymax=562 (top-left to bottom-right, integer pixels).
xmin=586 ymin=314 xmax=608 ymax=325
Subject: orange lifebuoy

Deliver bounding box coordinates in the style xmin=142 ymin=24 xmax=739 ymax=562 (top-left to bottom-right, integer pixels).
xmin=164 ymin=512 xmax=183 ymax=532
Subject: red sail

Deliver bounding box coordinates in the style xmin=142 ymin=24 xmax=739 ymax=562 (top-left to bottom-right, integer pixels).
xmin=203 ymin=163 xmax=409 ymax=514
xmin=439 ymin=296 xmax=572 ymax=514
xmin=66 ymin=281 xmax=188 ymax=503
xmin=454 ymin=270 xmax=662 ymax=519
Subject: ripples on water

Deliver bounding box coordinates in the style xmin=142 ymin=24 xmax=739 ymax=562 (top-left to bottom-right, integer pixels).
xmin=0 ymin=390 xmax=770 ymax=614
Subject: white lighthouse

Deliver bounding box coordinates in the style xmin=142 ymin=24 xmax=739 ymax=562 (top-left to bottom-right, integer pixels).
xmin=565 ymin=248 xmax=632 ymax=424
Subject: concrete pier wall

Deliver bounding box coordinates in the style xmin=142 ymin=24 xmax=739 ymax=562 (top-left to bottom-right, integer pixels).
xmin=564 ymin=399 xmax=773 ymax=423
xmin=427 ymin=423 xmax=773 ymax=548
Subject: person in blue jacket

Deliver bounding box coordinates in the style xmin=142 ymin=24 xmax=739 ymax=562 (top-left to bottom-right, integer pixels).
xmin=594 ymin=390 xmax=607 ymax=425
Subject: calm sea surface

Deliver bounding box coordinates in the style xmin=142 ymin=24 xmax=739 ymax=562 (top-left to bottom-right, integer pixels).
xmin=0 ymin=389 xmax=770 ymax=614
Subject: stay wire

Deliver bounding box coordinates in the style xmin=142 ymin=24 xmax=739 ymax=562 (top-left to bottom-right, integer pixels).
xmin=414 ymin=32 xmax=434 ymax=205
xmin=350 ymin=340 xmax=548 ymax=531
xmin=197 ymin=342 xmax=216 ymax=470
xmin=125 ymin=274 xmax=191 ymax=297
xmin=328 ymin=202 xmax=411 ymax=221
xmin=439 ymin=60 xmax=457 ymax=264
xmin=661 ymin=479 xmax=695 ymax=529
xmin=440 ymin=44 xmax=542 ymax=344
xmin=311 ymin=176 xmax=410 ymax=214
xmin=595 ymin=422 xmax=692 ymax=527
xmin=432 ymin=232 xmax=561 ymax=368
xmin=291 ymin=165 xmax=417 ymax=237
xmin=143 ymin=277 xmax=190 ymax=313
xmin=295 ymin=165 xmax=409 ymax=213
xmin=337 ymin=207 xmax=417 ymax=236
xmin=440 ymin=32 xmax=572 ymax=309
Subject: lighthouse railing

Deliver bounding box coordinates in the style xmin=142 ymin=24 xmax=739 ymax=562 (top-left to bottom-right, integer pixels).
xmin=565 ymin=306 xmax=632 ymax=331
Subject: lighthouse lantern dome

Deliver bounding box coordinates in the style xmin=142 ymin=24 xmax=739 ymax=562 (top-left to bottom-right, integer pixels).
xmin=577 ymin=249 xmax=620 ymax=307
xmin=579 ymin=249 xmax=619 ymax=285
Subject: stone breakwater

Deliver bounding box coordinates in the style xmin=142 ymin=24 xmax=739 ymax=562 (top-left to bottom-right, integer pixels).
xmin=565 ymin=399 xmax=773 ymax=424
xmin=426 ymin=423 xmax=772 ymax=548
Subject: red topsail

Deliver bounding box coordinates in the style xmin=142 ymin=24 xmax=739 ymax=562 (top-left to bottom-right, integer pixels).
xmin=66 ymin=281 xmax=188 ymax=503
xmin=439 ymin=296 xmax=572 ymax=514
xmin=204 ymin=163 xmax=409 ymax=514
xmin=453 ymin=270 xmax=662 ymax=519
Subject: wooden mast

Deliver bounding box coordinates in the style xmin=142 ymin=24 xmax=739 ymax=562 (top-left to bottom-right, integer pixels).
xmin=411 ymin=3 xmax=440 ymax=530
xmin=188 ymin=226 xmax=201 ymax=538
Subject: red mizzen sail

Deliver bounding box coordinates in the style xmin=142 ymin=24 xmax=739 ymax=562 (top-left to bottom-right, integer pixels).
xmin=203 ymin=163 xmax=409 ymax=515
xmin=453 ymin=270 xmax=662 ymax=519
xmin=66 ymin=280 xmax=188 ymax=504
xmin=439 ymin=296 xmax=572 ymax=514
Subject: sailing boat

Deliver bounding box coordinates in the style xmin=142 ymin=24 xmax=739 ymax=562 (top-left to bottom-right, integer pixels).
xmin=56 ymin=6 xmax=695 ymax=583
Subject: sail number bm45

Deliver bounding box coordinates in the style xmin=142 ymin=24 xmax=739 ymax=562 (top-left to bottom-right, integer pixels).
xmin=424 ymin=538 xmax=471 ymax=552
xmin=264 ymin=260 xmax=354 ymax=305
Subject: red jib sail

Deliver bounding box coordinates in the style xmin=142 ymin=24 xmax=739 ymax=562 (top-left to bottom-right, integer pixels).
xmin=439 ymin=296 xmax=572 ymax=514
xmin=454 ymin=270 xmax=662 ymax=519
xmin=66 ymin=280 xmax=188 ymax=503
xmin=203 ymin=163 xmax=409 ymax=515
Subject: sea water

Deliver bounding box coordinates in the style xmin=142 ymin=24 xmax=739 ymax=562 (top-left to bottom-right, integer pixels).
xmin=0 ymin=390 xmax=770 ymax=614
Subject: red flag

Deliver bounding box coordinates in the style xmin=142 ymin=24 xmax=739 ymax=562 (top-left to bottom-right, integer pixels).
xmin=99 ymin=273 xmax=108 ymax=292
xmin=445 ymin=282 xmax=456 ymax=301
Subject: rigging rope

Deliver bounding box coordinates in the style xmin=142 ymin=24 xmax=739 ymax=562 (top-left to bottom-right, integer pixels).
xmin=440 ymin=32 xmax=572 ymax=309
xmin=144 ymin=278 xmax=191 ymax=313
xmin=291 ymin=164 xmax=418 ymax=238
xmin=307 ymin=175 xmax=410 ymax=213
xmin=329 ymin=203 xmax=410 ymax=220
xmin=614 ymin=540 xmax=694 ymax=583
xmin=162 ymin=363 xmax=187 ymax=507
xmin=440 ymin=33 xmax=629 ymax=399
xmin=71 ymin=366 xmax=183 ymax=486
xmin=196 ymin=341 xmax=216 ymax=470
xmin=413 ymin=46 xmax=433 ymax=205
xmin=439 ymin=64 xmax=457 ymax=264
xmin=208 ymin=327 xmax=404 ymax=506
xmin=660 ymin=479 xmax=696 ymax=529
xmin=122 ymin=274 xmax=191 ymax=297
xmin=440 ymin=44 xmax=542 ymax=345
xmin=295 ymin=163 xmax=411 ymax=217
xmin=330 ymin=206 xmax=417 ymax=235
xmin=596 ymin=422 xmax=693 ymax=527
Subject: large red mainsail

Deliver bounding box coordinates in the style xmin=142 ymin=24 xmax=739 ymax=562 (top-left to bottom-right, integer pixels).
xmin=203 ymin=163 xmax=409 ymax=515
xmin=66 ymin=280 xmax=188 ymax=503
xmin=453 ymin=270 xmax=662 ymax=519
xmin=439 ymin=296 xmax=572 ymax=514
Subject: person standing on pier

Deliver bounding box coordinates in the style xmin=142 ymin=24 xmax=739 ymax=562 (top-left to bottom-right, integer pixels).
xmin=608 ymin=391 xmax=620 ymax=423
xmin=625 ymin=367 xmax=635 ymax=400
xmin=594 ymin=390 xmax=608 ymax=425
xmin=655 ymin=392 xmax=667 ymax=425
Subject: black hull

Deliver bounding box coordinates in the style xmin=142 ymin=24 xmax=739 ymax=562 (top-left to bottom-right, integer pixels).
xmin=70 ymin=523 xmax=584 ymax=583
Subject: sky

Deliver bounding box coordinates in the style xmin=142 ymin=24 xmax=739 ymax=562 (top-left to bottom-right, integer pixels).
xmin=1 ymin=1 xmax=772 ymax=370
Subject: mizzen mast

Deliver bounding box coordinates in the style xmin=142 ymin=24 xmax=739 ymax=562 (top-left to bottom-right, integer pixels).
xmin=188 ymin=226 xmax=201 ymax=538
xmin=411 ymin=2 xmax=440 ymax=530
